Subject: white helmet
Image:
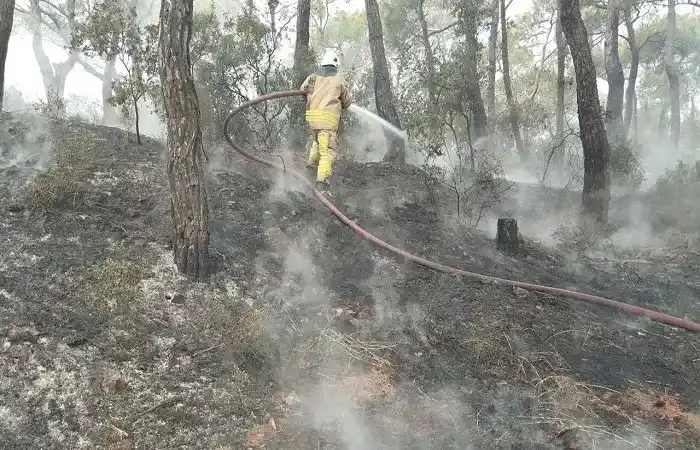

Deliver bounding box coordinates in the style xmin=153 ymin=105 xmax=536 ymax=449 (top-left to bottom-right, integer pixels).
xmin=320 ymin=50 xmax=339 ymax=67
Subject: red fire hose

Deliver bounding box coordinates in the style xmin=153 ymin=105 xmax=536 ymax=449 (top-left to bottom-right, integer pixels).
xmin=223 ymin=90 xmax=700 ymax=333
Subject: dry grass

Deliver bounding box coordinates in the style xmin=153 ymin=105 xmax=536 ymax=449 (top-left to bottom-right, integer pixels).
xmin=167 ymin=285 xmax=271 ymax=363
xmin=605 ymin=389 xmax=700 ymax=440
xmin=68 ymin=255 xmax=148 ymax=315
xmin=459 ymin=326 xmax=693 ymax=448
xmin=644 ymin=231 xmax=700 ymax=267
xmin=341 ymin=367 xmax=396 ymax=405
xmin=321 ymin=328 xmax=395 ymax=370
xmin=246 ymin=416 xmax=280 ymax=448
xmin=196 ymin=305 xmax=267 ymax=356
xmin=20 ymin=132 xmax=99 ymax=212
xmin=524 ymin=376 xmax=661 ymax=449
xmin=461 ymin=328 xmax=567 ymax=381
xmin=552 ymin=224 xmax=601 ymax=256
xmin=289 ymin=317 xmax=395 ymax=371
xmin=285 ymin=318 xmax=397 ymax=408
xmin=523 ymin=374 xmax=700 ymax=448
xmin=187 ymin=279 xmax=267 ymax=348
xmin=316 ymin=328 xmax=396 ymax=405
xmin=120 ymin=161 xmax=164 ymax=207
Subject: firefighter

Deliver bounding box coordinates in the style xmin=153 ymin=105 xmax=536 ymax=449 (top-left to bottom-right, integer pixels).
xmin=300 ymin=50 xmax=353 ymax=196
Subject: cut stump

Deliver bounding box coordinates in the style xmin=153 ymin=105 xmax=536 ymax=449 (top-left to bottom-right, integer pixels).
xmin=497 ymin=218 xmax=519 ymax=256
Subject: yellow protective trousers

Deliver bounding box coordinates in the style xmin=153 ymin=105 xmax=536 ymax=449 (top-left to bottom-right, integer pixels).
xmin=307 ymin=129 xmax=337 ymax=183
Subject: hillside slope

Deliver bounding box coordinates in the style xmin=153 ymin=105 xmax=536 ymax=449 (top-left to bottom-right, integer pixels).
xmin=1 ymin=113 xmax=699 ymax=449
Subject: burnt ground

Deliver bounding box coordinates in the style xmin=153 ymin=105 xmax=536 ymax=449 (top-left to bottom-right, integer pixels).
xmin=0 ymin=112 xmax=699 ymax=449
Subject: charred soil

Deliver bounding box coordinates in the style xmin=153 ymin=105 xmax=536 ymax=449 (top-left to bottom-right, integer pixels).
xmin=0 ymin=113 xmax=699 ymax=449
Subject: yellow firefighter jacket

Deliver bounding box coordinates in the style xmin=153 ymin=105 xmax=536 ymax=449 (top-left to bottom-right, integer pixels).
xmin=300 ymin=66 xmax=353 ymax=132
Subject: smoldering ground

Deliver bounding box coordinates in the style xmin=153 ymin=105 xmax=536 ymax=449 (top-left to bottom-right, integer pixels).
xmin=0 ymin=106 xmax=699 ymax=449
xmin=206 ymin=110 xmax=700 ymax=448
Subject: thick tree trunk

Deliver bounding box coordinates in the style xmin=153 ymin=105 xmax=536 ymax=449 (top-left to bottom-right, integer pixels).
xmin=500 ymin=0 xmax=526 ymax=161
xmin=664 ymin=0 xmax=680 ymax=152
xmin=459 ymin=6 xmax=488 ymax=143
xmin=555 ymin=5 xmax=566 ymax=147
xmin=486 ymin=0 xmax=498 ymax=122
xmin=290 ymin=0 xmax=313 ymax=153
xmin=623 ymin=6 xmax=638 ymax=139
xmin=560 ymin=0 xmax=611 ymax=224
xmin=0 ymin=0 xmax=15 ymax=112
xmin=365 ymin=0 xmax=405 ymax=163
xmin=159 ymin=0 xmax=210 ymax=279
xmin=292 ymin=0 xmax=312 ymax=85
xmin=77 ymin=48 xmax=118 ymax=124
xmin=603 ymin=0 xmax=624 ymax=147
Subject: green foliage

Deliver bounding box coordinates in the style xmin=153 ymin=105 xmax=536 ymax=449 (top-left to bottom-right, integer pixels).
xmin=11 ymin=0 xmax=700 ymax=197
xmin=73 ymin=1 xmax=159 ymax=142
xmin=655 ymin=160 xmax=700 ymax=196
xmin=191 ymin=3 xmax=223 ymax=64
xmin=192 ymin=0 xmax=294 ymax=150
xmin=634 ymin=12 xmax=700 ymax=106
xmin=609 ymin=140 xmax=645 ymax=189
xmin=312 ymin=9 xmax=367 ymax=57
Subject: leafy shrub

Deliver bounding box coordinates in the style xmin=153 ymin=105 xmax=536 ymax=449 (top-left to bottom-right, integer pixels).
xmin=609 ymin=140 xmax=645 ymax=188
xmin=655 ymin=160 xmax=700 ymax=193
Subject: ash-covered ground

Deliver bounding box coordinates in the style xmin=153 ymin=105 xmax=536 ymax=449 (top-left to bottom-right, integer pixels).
xmin=1 ymin=112 xmax=699 ymax=449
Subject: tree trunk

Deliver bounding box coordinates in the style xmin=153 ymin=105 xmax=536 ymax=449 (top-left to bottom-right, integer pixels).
xmin=555 ymin=4 xmax=566 ymax=148
xmin=365 ymin=0 xmax=405 ymax=163
xmin=560 ymin=0 xmax=611 ymax=224
xmin=603 ymin=0 xmax=624 ymax=147
xmin=416 ymin=0 xmax=435 ymax=105
xmin=486 ymin=0 xmax=499 ymax=122
xmin=0 ymin=0 xmax=15 ymax=112
xmin=657 ymin=100 xmax=668 ymax=145
xmin=459 ymin=6 xmax=488 ymax=143
xmin=290 ymin=0 xmax=313 ymax=153
xmin=133 ymin=95 xmax=141 ymax=144
xmin=690 ymin=72 xmax=698 ymax=150
xmin=159 ymin=0 xmax=210 ymax=279
xmin=500 ymin=0 xmax=526 ymax=161
xmin=623 ymin=5 xmax=638 ymax=139
xmin=102 ymin=57 xmax=117 ymax=125
xmin=664 ymin=0 xmax=680 ymax=152
xmin=632 ymin=93 xmax=637 ymax=142
xmin=77 ymin=41 xmax=119 ymax=125
xmin=29 ymin=0 xmax=77 ymax=114
xmin=292 ymin=0 xmax=312 ymax=83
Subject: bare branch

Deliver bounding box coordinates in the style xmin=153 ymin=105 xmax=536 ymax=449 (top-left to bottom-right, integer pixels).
xmin=77 ymin=54 xmax=105 ymax=79
xmin=427 ymin=20 xmax=458 ymax=37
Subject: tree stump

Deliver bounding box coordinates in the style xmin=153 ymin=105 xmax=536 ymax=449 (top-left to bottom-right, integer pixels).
xmin=497 ymin=218 xmax=519 ymax=256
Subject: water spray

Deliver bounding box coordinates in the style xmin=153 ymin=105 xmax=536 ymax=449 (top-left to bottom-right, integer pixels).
xmin=347 ymin=104 xmax=409 ymax=144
